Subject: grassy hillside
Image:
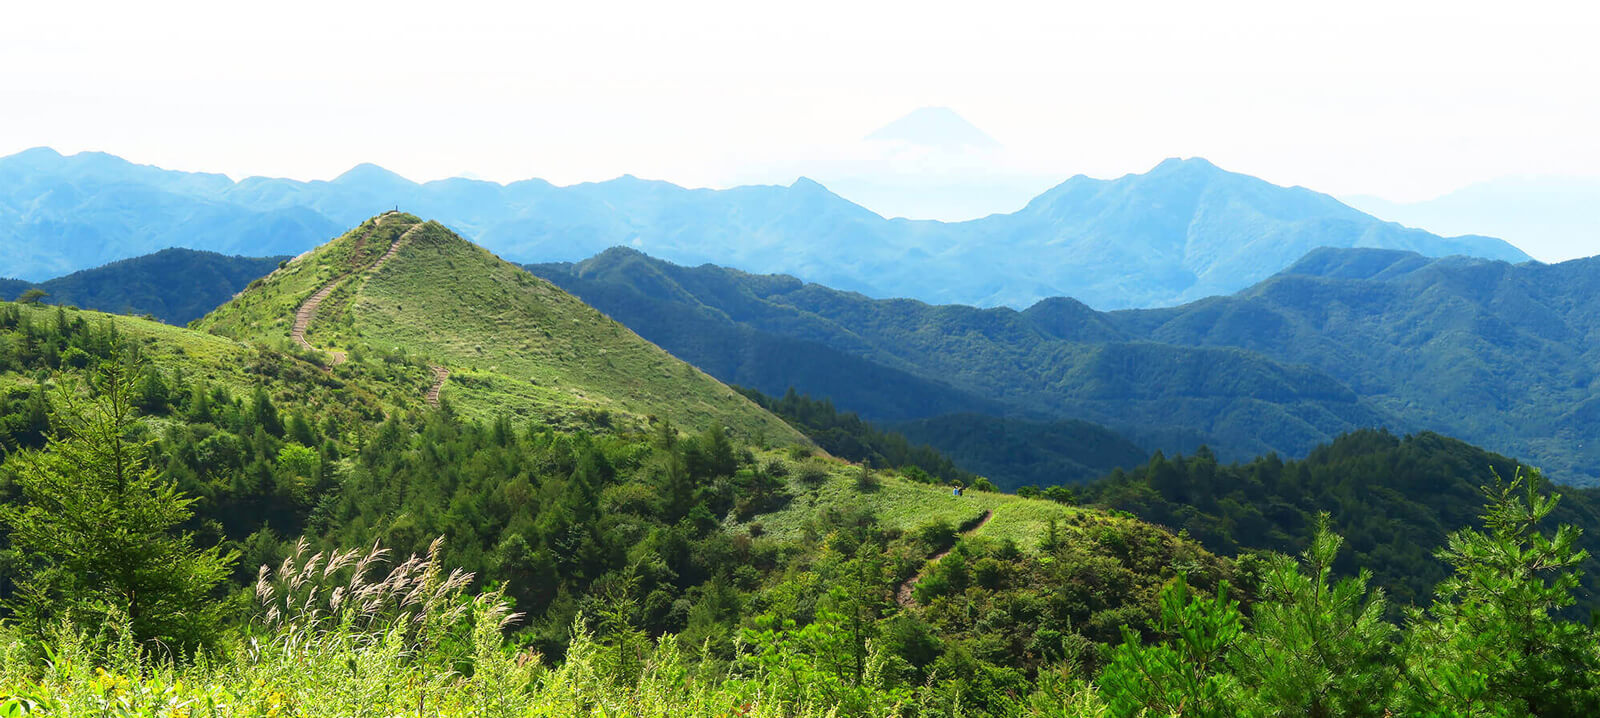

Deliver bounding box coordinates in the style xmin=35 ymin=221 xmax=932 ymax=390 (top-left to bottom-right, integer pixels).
xmin=742 ymin=454 xmax=1080 ymax=548
xmin=0 ymin=302 xmax=428 ymax=430
xmin=10 ymin=259 xmax=1599 ymax=715
xmin=197 ymin=215 xmax=803 ymax=441
xmin=1 ymin=293 xmax=1243 ymax=716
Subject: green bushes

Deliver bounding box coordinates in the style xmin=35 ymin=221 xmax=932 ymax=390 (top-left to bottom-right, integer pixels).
xmin=0 ymin=361 xmax=235 ymax=651
xmin=3 ymin=471 xmax=1600 ymax=715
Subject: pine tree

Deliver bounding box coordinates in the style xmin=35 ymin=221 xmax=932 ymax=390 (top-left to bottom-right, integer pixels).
xmin=1400 ymin=469 xmax=1600 ymax=716
xmin=0 ymin=360 xmax=236 ymax=649
xmin=1098 ymin=576 xmax=1243 ymax=718
xmin=1234 ymin=514 xmax=1396 ymax=717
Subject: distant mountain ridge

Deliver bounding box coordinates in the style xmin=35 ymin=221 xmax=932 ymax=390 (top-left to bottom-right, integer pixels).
xmin=1346 ymin=177 xmax=1600 ymax=264
xmin=528 ymin=247 xmax=1396 ymax=471
xmin=2 ymin=248 xmax=285 ymax=325
xmin=0 ymin=147 xmax=1528 ymax=308
xmin=531 ymin=245 xmax=1600 ymax=486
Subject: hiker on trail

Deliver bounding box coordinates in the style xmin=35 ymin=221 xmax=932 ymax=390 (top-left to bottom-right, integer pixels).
xmin=952 ymin=485 xmax=962 ymax=497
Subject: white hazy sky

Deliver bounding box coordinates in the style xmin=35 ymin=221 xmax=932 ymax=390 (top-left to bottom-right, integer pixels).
xmin=3 ymin=0 xmax=1599 ymax=248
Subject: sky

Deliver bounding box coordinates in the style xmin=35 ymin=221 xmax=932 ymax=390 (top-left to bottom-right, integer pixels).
xmin=3 ymin=0 xmax=1598 ymax=258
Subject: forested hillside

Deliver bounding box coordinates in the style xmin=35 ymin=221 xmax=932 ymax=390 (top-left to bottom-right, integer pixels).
xmin=894 ymin=413 xmax=1148 ymax=490
xmin=0 ymin=298 xmax=1246 ymax=715
xmin=2 ymin=227 xmax=1599 ymax=713
xmin=529 ymin=248 xmax=1387 ymax=470
xmin=1109 ymin=248 xmax=1600 ymax=482
xmin=533 ymin=246 xmax=1600 ymax=486
xmin=1080 ymin=429 xmax=1600 ymax=612
xmin=1 ymin=248 xmax=286 ymax=324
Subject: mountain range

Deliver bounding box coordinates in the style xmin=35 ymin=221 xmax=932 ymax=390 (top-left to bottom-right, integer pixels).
xmin=7 ymin=229 xmax=1593 ymax=489
xmin=1 ymin=147 xmax=1528 ymax=309
xmin=529 ymin=246 xmax=1600 ymax=487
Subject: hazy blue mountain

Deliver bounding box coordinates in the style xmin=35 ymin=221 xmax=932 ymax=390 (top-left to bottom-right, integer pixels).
xmin=1 ymin=148 xmax=1529 ymax=308
xmin=863 ymin=106 xmax=1000 ymax=148
xmin=0 ymin=148 xmax=340 ymax=280
xmin=953 ymin=157 xmax=1528 ymax=307
xmin=1346 ymin=177 xmax=1600 ymax=264
xmin=3 ymin=248 xmax=287 ymax=324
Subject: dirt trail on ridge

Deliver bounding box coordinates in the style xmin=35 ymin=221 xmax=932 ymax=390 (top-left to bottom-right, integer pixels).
xmin=895 ymin=509 xmax=993 ymax=607
xmin=289 ymin=213 xmax=421 ymax=369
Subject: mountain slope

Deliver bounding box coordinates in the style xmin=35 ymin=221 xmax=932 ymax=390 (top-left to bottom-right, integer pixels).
xmin=1 ymin=249 xmax=286 ymax=325
xmin=528 ymin=249 xmax=1010 ymax=422
xmin=957 ymin=157 xmax=1528 ymax=307
xmin=891 ymin=413 xmax=1149 ymax=490
xmin=1107 ymin=248 xmax=1600 ymax=482
xmin=529 ymin=248 xmax=1393 ymax=467
xmin=1082 ymin=429 xmax=1600 ymax=612
xmin=1346 ymin=177 xmax=1600 ymax=264
xmin=1 ymin=148 xmax=1528 ymax=308
xmin=196 ymin=215 xmax=803 ymax=442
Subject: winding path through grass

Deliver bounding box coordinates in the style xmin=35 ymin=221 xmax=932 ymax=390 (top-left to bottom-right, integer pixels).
xmin=290 ymin=213 xmax=439 ymax=403
xmin=896 ymin=509 xmax=993 ymax=606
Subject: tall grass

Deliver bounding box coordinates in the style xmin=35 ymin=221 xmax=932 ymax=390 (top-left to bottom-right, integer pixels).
xmin=0 ymin=537 xmax=1109 ymax=717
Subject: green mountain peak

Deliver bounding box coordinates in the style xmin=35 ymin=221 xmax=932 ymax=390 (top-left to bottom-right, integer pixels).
xmin=197 ymin=214 xmax=804 ymax=441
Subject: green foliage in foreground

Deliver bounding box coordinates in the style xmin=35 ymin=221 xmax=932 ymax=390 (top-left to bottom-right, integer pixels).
xmin=3 ymin=474 xmax=1598 ymax=716
xmin=3 ymin=323 xmax=1599 ymax=715
xmin=1 ymin=361 xmax=234 ymax=650
xmin=0 ymin=345 xmax=1226 ymax=714
xmin=1081 ymin=430 xmax=1600 ymax=614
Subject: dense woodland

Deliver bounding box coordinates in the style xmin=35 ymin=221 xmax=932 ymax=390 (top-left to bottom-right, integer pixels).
xmin=736 ymin=387 xmax=975 ymax=485
xmin=0 ymin=310 xmax=1224 ymax=713
xmin=1080 ymin=431 xmax=1600 ymax=615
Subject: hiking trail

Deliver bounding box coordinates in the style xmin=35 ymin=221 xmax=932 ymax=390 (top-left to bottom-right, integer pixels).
xmin=425 ymin=365 xmax=449 ymax=407
xmin=289 ymin=213 xmax=423 ymax=374
xmin=895 ymin=509 xmax=993 ymax=607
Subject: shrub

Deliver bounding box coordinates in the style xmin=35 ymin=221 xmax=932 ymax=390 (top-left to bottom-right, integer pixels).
xmin=797 ymin=460 xmax=830 ymax=486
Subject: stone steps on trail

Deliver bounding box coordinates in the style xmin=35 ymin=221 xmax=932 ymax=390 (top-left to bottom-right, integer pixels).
xmin=289 ymin=214 xmax=416 ymax=367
